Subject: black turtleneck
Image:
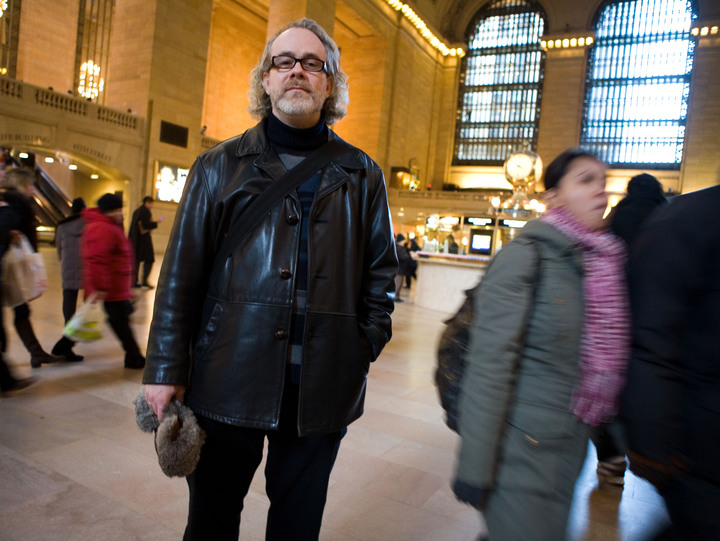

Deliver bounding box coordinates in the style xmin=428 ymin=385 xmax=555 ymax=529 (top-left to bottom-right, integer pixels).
xmin=265 ymin=112 xmax=328 ymax=152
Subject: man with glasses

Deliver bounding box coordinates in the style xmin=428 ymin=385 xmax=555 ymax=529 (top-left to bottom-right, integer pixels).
xmin=142 ymin=18 xmax=397 ymax=541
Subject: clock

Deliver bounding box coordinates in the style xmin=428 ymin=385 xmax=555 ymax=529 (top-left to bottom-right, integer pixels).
xmin=503 ymin=151 xmax=543 ymax=191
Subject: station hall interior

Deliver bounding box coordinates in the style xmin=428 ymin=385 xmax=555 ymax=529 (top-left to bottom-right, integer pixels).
xmin=1 ymin=0 xmax=719 ymax=539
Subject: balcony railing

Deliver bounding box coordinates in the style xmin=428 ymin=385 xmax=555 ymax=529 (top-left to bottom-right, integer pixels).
xmin=1 ymin=78 xmax=142 ymax=134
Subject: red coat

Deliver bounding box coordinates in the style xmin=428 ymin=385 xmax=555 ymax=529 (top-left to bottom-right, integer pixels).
xmin=81 ymin=208 xmax=134 ymax=301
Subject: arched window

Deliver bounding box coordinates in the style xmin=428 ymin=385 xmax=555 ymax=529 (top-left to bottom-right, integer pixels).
xmin=453 ymin=0 xmax=546 ymax=165
xmin=581 ymin=0 xmax=697 ymax=169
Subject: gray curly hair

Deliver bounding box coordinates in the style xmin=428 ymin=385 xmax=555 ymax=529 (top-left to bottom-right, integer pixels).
xmin=248 ymin=18 xmax=349 ymax=126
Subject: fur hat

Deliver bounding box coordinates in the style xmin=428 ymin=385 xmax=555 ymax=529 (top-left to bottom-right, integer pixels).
xmin=133 ymin=388 xmax=206 ymax=478
xmin=97 ymin=193 xmax=123 ymax=211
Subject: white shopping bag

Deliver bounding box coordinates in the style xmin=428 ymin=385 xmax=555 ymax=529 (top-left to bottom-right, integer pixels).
xmin=1 ymin=234 xmax=47 ymax=307
xmin=63 ymin=294 xmax=104 ymax=342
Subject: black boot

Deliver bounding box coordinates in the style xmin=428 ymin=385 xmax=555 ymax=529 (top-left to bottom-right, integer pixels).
xmin=124 ymin=354 xmax=145 ymax=370
xmin=1 ymin=354 xmax=38 ymax=395
xmin=15 ymin=318 xmax=63 ymax=368
xmin=52 ymin=336 xmax=84 ymax=362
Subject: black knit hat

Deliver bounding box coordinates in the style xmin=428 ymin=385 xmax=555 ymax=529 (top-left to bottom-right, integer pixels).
xmin=71 ymin=197 xmax=86 ymax=214
xmin=97 ymin=193 xmax=123 ymax=211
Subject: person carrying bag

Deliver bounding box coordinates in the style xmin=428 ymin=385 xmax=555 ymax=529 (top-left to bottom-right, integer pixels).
xmin=1 ymin=233 xmax=47 ymax=307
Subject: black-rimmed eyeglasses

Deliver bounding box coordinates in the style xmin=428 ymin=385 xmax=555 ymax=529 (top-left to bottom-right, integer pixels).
xmin=271 ymin=55 xmax=326 ymax=73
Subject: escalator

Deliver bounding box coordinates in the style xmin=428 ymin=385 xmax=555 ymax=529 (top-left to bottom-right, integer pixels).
xmin=33 ymin=165 xmax=73 ymax=243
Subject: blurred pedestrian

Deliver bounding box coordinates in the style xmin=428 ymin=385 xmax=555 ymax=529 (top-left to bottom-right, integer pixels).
xmin=128 ymin=195 xmax=162 ymax=289
xmin=0 ymin=198 xmax=38 ymax=395
xmin=453 ymin=149 xmax=629 ymax=540
xmin=591 ymin=172 xmax=668 ymax=487
xmin=51 ymin=197 xmax=86 ymax=362
xmin=82 ymin=193 xmax=145 ymax=369
xmin=405 ymin=236 xmax=420 ymax=288
xmin=1 ymin=167 xmax=62 ymax=368
xmin=622 ymin=184 xmax=720 ymax=540
xmin=394 ymin=233 xmax=411 ymax=302
xmin=609 ymin=172 xmax=667 ymax=247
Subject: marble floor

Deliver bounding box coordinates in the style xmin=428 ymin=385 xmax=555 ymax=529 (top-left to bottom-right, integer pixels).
xmin=0 ymin=246 xmax=672 ymax=540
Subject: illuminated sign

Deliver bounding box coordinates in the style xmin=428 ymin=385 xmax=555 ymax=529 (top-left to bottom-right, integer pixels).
xmin=464 ymin=217 xmax=495 ymax=226
xmin=155 ymin=162 xmax=189 ymax=203
xmin=501 ymin=219 xmax=527 ymax=228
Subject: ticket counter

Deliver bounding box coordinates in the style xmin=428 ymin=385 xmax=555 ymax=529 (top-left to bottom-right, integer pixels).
xmin=413 ymin=252 xmax=490 ymax=314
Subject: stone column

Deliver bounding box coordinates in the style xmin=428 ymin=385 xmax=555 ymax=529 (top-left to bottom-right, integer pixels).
xmin=680 ymin=32 xmax=720 ymax=193
xmin=535 ymin=47 xmax=589 ymax=169
xmin=267 ymin=0 xmax=337 ymax=38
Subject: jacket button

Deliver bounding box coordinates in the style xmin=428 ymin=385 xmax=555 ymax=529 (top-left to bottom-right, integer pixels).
xmin=280 ymin=268 xmax=292 ymax=279
xmin=274 ymin=329 xmax=288 ymax=340
xmin=287 ymin=214 xmax=299 ymax=225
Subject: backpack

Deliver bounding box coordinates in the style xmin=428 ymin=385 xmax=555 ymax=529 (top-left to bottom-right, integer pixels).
xmin=434 ymin=240 xmax=541 ymax=432
xmin=434 ymin=284 xmax=479 ymax=432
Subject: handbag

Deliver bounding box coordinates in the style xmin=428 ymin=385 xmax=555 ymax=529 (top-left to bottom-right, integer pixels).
xmin=435 ymin=240 xmax=542 ymax=432
xmin=63 ymin=294 xmax=104 ymax=342
xmin=1 ymin=234 xmax=47 ymax=307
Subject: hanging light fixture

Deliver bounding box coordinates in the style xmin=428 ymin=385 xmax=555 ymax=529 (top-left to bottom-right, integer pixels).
xmin=0 ymin=1 xmax=8 ymax=18
xmin=78 ymin=60 xmax=105 ymax=99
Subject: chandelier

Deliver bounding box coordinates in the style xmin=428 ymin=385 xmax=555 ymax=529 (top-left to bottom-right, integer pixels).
xmin=78 ymin=60 xmax=105 ymax=100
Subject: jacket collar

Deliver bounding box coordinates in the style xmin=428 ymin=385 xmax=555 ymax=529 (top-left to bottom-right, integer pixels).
xmin=234 ymin=118 xmax=367 ymax=177
xmin=522 ymin=219 xmax=586 ymax=270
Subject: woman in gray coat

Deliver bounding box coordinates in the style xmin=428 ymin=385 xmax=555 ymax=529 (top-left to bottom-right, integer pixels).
xmin=453 ymin=149 xmax=630 ymax=540
xmin=51 ymin=197 xmax=86 ymax=362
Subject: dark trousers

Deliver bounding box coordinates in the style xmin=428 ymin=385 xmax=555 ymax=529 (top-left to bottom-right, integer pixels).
xmin=62 ymin=289 xmax=80 ymax=323
xmin=0 ymin=355 xmax=14 ymax=391
xmin=13 ymin=302 xmax=30 ymax=326
xmin=591 ymin=422 xmax=625 ymax=461
xmin=103 ymin=300 xmax=142 ymax=362
xmin=183 ymin=378 xmax=345 ymax=541
xmin=134 ymin=259 xmax=153 ymax=285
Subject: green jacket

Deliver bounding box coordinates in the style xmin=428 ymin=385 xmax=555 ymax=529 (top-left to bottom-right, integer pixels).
xmin=455 ymin=219 xmax=591 ymax=540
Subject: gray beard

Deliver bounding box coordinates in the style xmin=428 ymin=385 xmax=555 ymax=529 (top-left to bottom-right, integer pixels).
xmin=273 ymin=91 xmax=324 ymax=120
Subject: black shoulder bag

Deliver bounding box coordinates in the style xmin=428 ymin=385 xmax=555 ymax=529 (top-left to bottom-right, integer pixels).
xmin=216 ymin=138 xmax=348 ymax=261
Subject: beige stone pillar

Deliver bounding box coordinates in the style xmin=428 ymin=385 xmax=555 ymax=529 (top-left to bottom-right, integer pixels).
xmin=266 ymin=0 xmax=337 ymax=39
xmin=680 ymin=34 xmax=720 ymax=193
xmin=535 ymin=47 xmax=589 ymax=170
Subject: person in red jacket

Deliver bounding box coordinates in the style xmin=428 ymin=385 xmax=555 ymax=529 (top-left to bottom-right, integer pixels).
xmin=82 ymin=193 xmax=145 ymax=369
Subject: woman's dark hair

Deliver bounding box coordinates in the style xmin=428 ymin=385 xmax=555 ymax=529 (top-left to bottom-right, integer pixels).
xmin=542 ymin=149 xmax=599 ymax=191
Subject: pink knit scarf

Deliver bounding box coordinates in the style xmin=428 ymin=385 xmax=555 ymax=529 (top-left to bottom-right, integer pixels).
xmin=540 ymin=207 xmax=630 ymax=426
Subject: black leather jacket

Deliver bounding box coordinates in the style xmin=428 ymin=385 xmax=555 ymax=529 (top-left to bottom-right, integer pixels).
xmin=143 ymin=121 xmax=397 ymax=435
